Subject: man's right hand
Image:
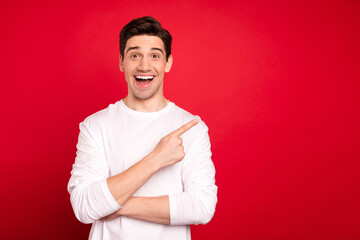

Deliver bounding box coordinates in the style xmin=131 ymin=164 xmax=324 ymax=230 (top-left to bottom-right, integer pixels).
xmin=106 ymin=118 xmax=199 ymax=208
xmin=149 ymin=119 xmax=199 ymax=169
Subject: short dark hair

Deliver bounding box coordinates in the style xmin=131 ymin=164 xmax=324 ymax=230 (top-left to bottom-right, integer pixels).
xmin=119 ymin=16 xmax=172 ymax=61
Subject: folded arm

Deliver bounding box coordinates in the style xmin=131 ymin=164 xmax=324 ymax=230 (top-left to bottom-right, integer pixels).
xmin=68 ymin=119 xmax=200 ymax=224
xmin=101 ymin=196 xmax=170 ymax=224
xmin=103 ymin=121 xmax=218 ymax=226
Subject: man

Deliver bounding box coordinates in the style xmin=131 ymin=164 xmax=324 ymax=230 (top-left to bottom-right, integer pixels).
xmin=68 ymin=16 xmax=217 ymax=240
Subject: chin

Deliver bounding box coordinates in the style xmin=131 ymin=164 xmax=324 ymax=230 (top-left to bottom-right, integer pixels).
xmin=133 ymin=92 xmax=156 ymax=101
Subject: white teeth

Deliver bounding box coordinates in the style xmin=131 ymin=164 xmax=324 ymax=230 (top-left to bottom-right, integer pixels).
xmin=135 ymin=75 xmax=154 ymax=80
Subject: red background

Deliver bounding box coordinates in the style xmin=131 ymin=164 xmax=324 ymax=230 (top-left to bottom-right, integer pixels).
xmin=1 ymin=0 xmax=359 ymax=239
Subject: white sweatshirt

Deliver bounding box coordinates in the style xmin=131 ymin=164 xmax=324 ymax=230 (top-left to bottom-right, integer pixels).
xmin=68 ymin=100 xmax=217 ymax=240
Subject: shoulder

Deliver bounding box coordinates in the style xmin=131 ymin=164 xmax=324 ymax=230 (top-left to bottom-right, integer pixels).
xmin=81 ymin=101 xmax=122 ymax=129
xmin=171 ymin=103 xmax=209 ymax=137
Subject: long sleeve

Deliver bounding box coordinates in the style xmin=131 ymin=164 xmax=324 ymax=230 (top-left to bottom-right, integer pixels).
xmin=67 ymin=120 xmax=121 ymax=224
xmin=169 ymin=121 xmax=218 ymax=225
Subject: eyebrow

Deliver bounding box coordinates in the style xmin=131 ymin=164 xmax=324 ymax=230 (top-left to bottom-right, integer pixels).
xmin=151 ymin=48 xmax=164 ymax=55
xmin=126 ymin=46 xmax=164 ymax=55
xmin=126 ymin=46 xmax=139 ymax=54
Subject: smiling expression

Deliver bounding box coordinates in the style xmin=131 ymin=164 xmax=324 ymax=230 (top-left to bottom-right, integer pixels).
xmin=120 ymin=35 xmax=173 ymax=102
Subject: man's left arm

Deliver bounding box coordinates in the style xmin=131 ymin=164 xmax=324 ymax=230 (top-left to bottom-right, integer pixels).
xmin=168 ymin=120 xmax=218 ymax=225
xmin=102 ymin=120 xmax=217 ymax=225
xmin=102 ymin=195 xmax=170 ymax=224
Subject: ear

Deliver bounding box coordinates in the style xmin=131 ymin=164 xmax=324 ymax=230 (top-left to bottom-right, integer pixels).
xmin=165 ymin=54 xmax=173 ymax=73
xmin=119 ymin=54 xmax=124 ymax=72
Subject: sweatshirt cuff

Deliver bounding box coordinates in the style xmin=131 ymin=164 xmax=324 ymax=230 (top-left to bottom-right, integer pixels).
xmin=99 ymin=179 xmax=121 ymax=214
xmin=169 ymin=193 xmax=181 ymax=225
xmin=169 ymin=192 xmax=193 ymax=225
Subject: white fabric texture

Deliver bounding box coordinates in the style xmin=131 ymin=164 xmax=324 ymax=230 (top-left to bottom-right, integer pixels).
xmin=68 ymin=100 xmax=217 ymax=240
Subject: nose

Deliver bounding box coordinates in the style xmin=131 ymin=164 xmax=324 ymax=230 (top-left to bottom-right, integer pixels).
xmin=138 ymin=57 xmax=151 ymax=72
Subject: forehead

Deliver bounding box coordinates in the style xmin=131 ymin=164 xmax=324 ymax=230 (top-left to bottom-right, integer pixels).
xmin=125 ymin=35 xmax=165 ymax=52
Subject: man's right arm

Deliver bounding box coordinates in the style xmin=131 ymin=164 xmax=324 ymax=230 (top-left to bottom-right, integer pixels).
xmin=68 ymin=118 xmax=198 ymax=224
xmin=106 ymin=119 xmax=199 ymax=210
xmin=103 ymin=119 xmax=217 ymax=226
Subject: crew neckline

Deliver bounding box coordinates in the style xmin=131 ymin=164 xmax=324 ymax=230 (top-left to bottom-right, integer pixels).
xmin=119 ymin=99 xmax=174 ymax=117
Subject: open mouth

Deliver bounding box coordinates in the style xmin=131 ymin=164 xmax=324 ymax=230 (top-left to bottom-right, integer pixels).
xmin=134 ymin=75 xmax=154 ymax=88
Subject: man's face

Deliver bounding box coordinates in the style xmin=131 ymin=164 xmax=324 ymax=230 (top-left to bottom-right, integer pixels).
xmin=120 ymin=35 xmax=173 ymax=101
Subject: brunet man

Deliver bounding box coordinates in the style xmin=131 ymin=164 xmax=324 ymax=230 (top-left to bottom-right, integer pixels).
xmin=68 ymin=16 xmax=217 ymax=240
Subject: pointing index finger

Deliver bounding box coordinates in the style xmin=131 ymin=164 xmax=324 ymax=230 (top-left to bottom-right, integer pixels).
xmin=173 ymin=119 xmax=199 ymax=136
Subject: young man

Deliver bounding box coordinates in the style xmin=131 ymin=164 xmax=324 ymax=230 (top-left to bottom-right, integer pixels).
xmin=68 ymin=16 xmax=217 ymax=240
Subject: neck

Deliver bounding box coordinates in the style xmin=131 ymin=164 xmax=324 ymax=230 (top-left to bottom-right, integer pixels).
xmin=123 ymin=95 xmax=169 ymax=112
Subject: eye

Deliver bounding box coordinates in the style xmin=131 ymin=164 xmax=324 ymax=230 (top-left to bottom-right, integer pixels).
xmin=152 ymin=54 xmax=160 ymax=59
xmin=130 ymin=53 xmax=139 ymax=59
